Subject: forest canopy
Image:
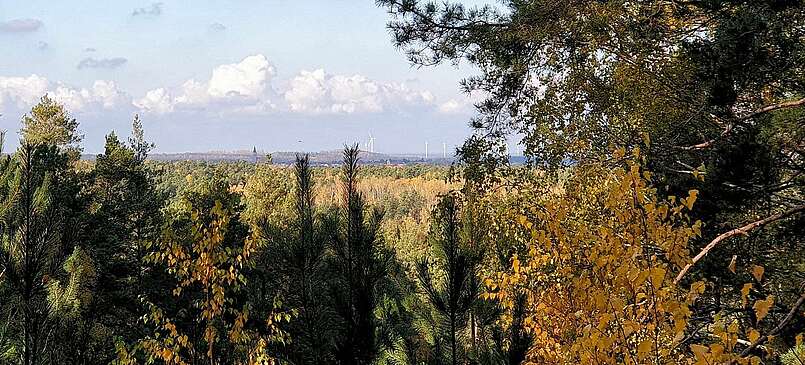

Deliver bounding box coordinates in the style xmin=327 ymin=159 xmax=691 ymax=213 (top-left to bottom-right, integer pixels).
xmin=0 ymin=1 xmax=804 ymax=364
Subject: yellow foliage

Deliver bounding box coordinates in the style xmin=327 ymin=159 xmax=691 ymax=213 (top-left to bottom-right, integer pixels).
xmin=484 ymin=150 xmax=768 ymax=364
xmin=750 ymin=265 xmax=765 ymax=282
xmin=753 ymin=296 xmax=774 ymax=322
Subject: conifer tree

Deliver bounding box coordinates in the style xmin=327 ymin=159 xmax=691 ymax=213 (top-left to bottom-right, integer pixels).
xmin=416 ymin=192 xmax=482 ymax=365
xmin=253 ymin=154 xmax=336 ymax=364
xmin=82 ymin=116 xmax=164 ymax=360
xmin=0 ymin=143 xmax=64 ymax=365
xmin=330 ymin=145 xmax=392 ymax=365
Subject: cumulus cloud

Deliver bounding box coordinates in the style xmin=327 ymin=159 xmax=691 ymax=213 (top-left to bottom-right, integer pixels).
xmin=0 ymin=75 xmax=49 ymax=111
xmin=133 ymin=88 xmax=173 ymax=114
xmin=36 ymin=41 xmax=49 ymax=50
xmin=437 ymin=90 xmax=486 ymax=115
xmin=0 ymin=18 xmax=43 ymax=33
xmin=132 ymin=3 xmax=163 ymax=17
xmin=135 ymin=55 xmax=277 ymax=114
xmin=77 ymin=57 xmax=128 ymax=70
xmin=284 ymin=69 xmax=435 ymax=114
xmin=130 ymin=54 xmax=438 ymax=116
xmin=49 ymin=80 xmax=128 ymax=112
xmin=0 ymin=75 xmax=128 ymax=114
xmin=209 ymin=22 xmax=226 ymax=32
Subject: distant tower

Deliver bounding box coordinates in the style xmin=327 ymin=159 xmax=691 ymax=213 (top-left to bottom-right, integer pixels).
xmin=368 ymin=133 xmax=376 ymax=153
xmin=425 ymin=141 xmax=429 ymax=159
xmin=252 ymin=146 xmax=258 ymax=163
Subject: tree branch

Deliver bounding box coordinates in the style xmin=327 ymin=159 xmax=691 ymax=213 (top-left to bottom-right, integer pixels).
xmin=677 ymin=123 xmax=734 ymax=151
xmin=384 ymin=0 xmax=507 ymax=31
xmin=740 ymin=97 xmax=805 ymax=121
xmin=674 ymin=205 xmax=805 ymax=284
xmin=677 ymin=97 xmax=805 ymax=150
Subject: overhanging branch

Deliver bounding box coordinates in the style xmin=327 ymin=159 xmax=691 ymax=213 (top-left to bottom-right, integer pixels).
xmin=674 ymin=205 xmax=805 ymax=284
xmin=677 ymin=97 xmax=805 ymax=151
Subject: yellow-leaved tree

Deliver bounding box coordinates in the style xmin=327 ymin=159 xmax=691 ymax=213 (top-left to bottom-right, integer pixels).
xmin=484 ymin=148 xmax=769 ymax=364
xmin=115 ymin=181 xmax=293 ymax=365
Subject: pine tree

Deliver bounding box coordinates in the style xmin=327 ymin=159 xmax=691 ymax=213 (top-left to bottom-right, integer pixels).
xmin=258 ymin=154 xmax=336 ymax=363
xmin=81 ymin=116 xmax=164 ymax=360
xmin=0 ymin=143 xmax=65 ymax=365
xmin=330 ymin=145 xmax=392 ymax=365
xmin=20 ymin=95 xmax=83 ymax=161
xmin=416 ymin=192 xmax=482 ymax=365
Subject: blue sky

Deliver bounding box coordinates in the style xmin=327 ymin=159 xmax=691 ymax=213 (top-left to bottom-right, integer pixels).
xmin=0 ymin=1 xmax=486 ymax=154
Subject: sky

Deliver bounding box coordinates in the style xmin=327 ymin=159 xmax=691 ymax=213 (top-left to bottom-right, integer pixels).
xmin=0 ymin=0 xmax=487 ymax=154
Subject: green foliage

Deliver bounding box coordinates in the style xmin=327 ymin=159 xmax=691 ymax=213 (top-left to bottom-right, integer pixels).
xmin=782 ymin=343 xmax=805 ymax=365
xmin=416 ymin=192 xmax=482 ymax=365
xmin=130 ymin=179 xmax=290 ymax=364
xmin=20 ymin=95 xmax=82 ymax=159
xmin=329 ymin=145 xmax=395 ymax=364
xmin=378 ymin=1 xmax=805 ymax=363
xmin=47 ymin=246 xmax=96 ymax=320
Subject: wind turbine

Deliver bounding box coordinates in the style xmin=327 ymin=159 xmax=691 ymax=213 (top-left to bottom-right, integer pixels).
xmin=425 ymin=141 xmax=429 ymax=159
xmin=368 ymin=133 xmax=376 ymax=153
xmin=442 ymin=142 xmax=447 ymax=159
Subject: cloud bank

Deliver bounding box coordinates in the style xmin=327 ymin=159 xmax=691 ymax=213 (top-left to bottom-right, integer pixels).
xmin=285 ymin=69 xmax=434 ymax=114
xmin=134 ymin=54 xmax=438 ymax=116
xmin=134 ymin=54 xmax=277 ymax=114
xmin=2 ymin=54 xmax=474 ymax=118
xmin=0 ymin=75 xmax=127 ymax=114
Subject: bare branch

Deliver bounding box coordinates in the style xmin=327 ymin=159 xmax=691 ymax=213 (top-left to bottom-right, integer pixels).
xmin=677 ymin=123 xmax=734 ymax=151
xmin=674 ymin=205 xmax=805 ymax=284
xmin=740 ymin=97 xmax=805 ymax=121
xmin=677 ymin=97 xmax=805 ymax=150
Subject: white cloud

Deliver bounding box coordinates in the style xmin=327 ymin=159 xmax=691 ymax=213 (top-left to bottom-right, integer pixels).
xmin=77 ymin=57 xmax=128 ymax=70
xmin=284 ymin=69 xmax=435 ymax=114
xmin=49 ymin=80 xmax=128 ymax=112
xmin=208 ymin=55 xmax=274 ymax=99
xmin=0 ymin=75 xmax=127 ymax=114
xmin=437 ymin=90 xmax=486 ymax=115
xmin=0 ymin=75 xmax=49 ymax=111
xmin=128 ymin=54 xmax=441 ymax=117
xmin=133 ymin=88 xmax=173 ymax=114
xmin=135 ymin=54 xmax=278 ymax=114
xmin=2 ymin=55 xmax=446 ymax=121
xmin=209 ymin=22 xmax=226 ymax=32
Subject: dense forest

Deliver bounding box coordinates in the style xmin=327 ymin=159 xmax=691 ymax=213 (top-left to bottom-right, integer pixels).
xmin=1 ymin=1 xmax=804 ymax=364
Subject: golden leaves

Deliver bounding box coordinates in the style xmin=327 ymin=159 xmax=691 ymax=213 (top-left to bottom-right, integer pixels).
xmin=637 ymin=339 xmax=654 ymax=360
xmin=137 ymin=196 xmax=283 ymax=364
xmin=485 ymin=151 xmax=702 ymax=364
xmin=684 ymin=190 xmax=699 ymax=210
xmin=649 ymin=267 xmax=666 ymax=289
xmin=751 ymin=265 xmax=765 ymax=282
xmin=748 ymin=329 xmax=761 ymax=343
xmin=753 ymin=296 xmax=774 ymax=322
xmin=741 ymin=283 xmax=752 ymax=307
